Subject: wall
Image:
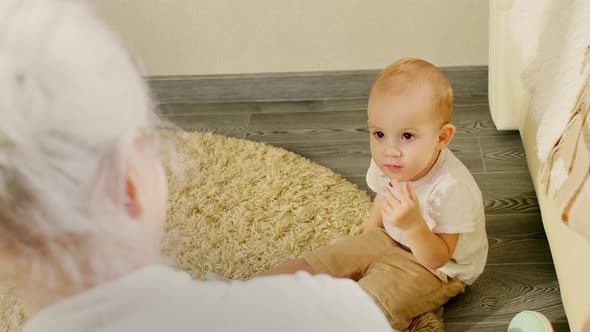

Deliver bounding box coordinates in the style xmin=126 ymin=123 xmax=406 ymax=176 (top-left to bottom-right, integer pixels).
xmin=91 ymin=0 xmax=489 ymax=76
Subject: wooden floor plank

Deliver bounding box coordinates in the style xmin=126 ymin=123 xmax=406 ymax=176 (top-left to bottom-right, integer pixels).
xmin=480 ymin=135 xmax=529 ymax=173
xmin=246 ymin=110 xmax=367 ymax=143
xmin=159 ymin=99 xmax=493 ymax=116
xmin=164 ymin=113 xmax=250 ymax=138
xmin=444 ymin=264 xmax=566 ymax=324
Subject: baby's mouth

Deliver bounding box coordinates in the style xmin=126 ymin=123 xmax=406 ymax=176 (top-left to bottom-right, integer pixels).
xmin=385 ymin=164 xmax=402 ymax=171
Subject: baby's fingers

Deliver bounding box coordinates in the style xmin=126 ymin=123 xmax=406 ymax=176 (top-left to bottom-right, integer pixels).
xmin=380 ymin=198 xmax=394 ymax=215
xmin=382 ymin=186 xmax=400 ymax=207
xmin=405 ymin=182 xmax=417 ymax=202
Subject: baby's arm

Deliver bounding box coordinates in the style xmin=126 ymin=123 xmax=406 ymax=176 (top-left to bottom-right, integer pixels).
xmin=363 ymin=196 xmax=384 ymax=232
xmin=405 ymin=227 xmax=459 ymax=269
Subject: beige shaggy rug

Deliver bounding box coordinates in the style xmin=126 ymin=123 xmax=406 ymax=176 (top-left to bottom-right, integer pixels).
xmin=0 ymin=131 xmax=444 ymax=332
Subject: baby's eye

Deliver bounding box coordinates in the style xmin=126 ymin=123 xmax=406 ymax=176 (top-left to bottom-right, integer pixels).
xmin=402 ymin=132 xmax=414 ymax=140
xmin=373 ymin=131 xmax=385 ymax=139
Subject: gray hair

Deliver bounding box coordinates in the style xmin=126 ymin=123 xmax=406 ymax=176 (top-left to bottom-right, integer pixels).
xmin=0 ymin=0 xmax=174 ymax=287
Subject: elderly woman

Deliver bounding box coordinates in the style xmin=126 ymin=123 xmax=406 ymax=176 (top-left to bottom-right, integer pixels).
xmin=0 ymin=1 xmax=393 ymax=331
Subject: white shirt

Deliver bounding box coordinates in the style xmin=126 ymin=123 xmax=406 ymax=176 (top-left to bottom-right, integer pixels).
xmin=22 ymin=264 xmax=394 ymax=332
xmin=366 ymin=148 xmax=488 ymax=285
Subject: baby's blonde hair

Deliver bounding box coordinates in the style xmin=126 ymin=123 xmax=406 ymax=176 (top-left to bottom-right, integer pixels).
xmin=0 ymin=0 xmax=176 ymax=289
xmin=369 ymin=58 xmax=454 ymax=123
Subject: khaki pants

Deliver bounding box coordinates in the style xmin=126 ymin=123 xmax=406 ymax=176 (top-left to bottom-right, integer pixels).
xmin=303 ymin=228 xmax=466 ymax=330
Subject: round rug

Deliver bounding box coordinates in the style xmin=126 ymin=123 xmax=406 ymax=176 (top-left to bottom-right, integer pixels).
xmin=0 ymin=131 xmax=444 ymax=332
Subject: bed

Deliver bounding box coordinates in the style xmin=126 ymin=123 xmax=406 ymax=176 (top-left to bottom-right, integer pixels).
xmin=489 ymin=1 xmax=590 ymax=331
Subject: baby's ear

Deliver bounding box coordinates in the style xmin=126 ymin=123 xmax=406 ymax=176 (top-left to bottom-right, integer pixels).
xmin=437 ymin=123 xmax=456 ymax=149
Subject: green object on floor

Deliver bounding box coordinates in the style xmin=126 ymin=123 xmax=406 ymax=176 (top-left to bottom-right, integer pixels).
xmin=508 ymin=311 xmax=554 ymax=332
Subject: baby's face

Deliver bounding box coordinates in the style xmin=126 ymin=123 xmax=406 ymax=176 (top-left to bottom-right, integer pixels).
xmin=367 ymin=86 xmax=444 ymax=182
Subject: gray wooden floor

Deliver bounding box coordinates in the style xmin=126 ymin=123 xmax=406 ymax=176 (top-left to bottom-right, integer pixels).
xmin=158 ymin=80 xmax=569 ymax=331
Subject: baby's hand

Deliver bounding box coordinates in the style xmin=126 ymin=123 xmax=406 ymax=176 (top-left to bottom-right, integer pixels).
xmin=380 ymin=179 xmax=425 ymax=233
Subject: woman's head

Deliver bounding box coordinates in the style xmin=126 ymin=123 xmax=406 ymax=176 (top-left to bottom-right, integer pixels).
xmin=0 ymin=0 xmax=171 ymax=297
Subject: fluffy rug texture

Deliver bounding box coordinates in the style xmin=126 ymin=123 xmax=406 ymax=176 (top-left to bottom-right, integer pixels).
xmin=0 ymin=131 xmax=445 ymax=331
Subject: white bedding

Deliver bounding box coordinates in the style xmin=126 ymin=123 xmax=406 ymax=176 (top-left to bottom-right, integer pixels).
xmin=489 ymin=1 xmax=590 ymax=331
xmin=490 ymin=0 xmax=590 ymax=165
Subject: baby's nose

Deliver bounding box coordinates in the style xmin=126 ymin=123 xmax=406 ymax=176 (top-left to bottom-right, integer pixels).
xmin=384 ymin=146 xmax=402 ymax=157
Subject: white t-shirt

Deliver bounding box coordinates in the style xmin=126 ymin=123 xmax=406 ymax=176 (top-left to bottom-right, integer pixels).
xmin=22 ymin=264 xmax=394 ymax=332
xmin=366 ymin=148 xmax=488 ymax=285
